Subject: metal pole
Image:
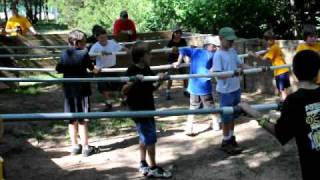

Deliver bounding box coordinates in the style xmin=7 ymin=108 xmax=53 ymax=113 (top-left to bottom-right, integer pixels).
xmin=0 ymin=103 xmax=279 ymax=121
xmin=0 ymin=64 xmax=292 ymax=82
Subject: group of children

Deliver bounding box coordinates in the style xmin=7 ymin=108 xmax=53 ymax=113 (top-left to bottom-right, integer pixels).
xmin=56 ymin=23 xmax=320 ymax=179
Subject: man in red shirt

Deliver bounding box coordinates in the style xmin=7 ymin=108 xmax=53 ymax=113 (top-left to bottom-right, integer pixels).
xmin=113 ymin=10 xmax=137 ymax=41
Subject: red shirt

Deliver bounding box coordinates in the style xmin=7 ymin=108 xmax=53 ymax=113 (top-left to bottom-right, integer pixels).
xmin=113 ymin=18 xmax=137 ymax=41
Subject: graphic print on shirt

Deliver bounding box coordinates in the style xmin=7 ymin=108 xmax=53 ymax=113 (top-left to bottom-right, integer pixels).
xmin=305 ymin=102 xmax=320 ymax=151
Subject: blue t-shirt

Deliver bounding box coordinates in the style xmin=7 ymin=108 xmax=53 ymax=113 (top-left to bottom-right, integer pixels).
xmin=213 ymin=48 xmax=242 ymax=93
xmin=180 ymin=48 xmax=214 ymax=95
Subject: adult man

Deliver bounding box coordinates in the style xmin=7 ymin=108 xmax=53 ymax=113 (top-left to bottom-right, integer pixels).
xmin=5 ymin=4 xmax=38 ymax=36
xmin=113 ymin=10 xmax=137 ymax=41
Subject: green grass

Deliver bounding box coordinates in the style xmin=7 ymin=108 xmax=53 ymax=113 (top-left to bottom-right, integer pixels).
xmin=0 ymin=83 xmax=48 ymax=95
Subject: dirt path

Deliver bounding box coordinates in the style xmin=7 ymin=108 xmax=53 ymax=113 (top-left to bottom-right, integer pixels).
xmin=0 ymin=82 xmax=302 ymax=180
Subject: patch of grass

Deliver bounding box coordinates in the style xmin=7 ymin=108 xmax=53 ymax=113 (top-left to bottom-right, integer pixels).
xmin=0 ymin=84 xmax=43 ymax=95
xmin=89 ymin=118 xmax=135 ymax=136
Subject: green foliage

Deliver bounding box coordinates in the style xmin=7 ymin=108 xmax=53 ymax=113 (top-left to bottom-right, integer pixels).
xmin=48 ymin=0 xmax=152 ymax=33
xmin=48 ymin=0 xmax=319 ymax=38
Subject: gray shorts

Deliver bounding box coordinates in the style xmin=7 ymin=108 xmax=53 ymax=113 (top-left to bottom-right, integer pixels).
xmin=190 ymin=94 xmax=215 ymax=110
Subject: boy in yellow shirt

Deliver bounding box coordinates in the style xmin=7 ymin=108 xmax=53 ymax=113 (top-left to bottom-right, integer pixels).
xmin=249 ymin=30 xmax=290 ymax=100
xmin=5 ymin=5 xmax=37 ymax=36
xmin=296 ymin=24 xmax=320 ymax=53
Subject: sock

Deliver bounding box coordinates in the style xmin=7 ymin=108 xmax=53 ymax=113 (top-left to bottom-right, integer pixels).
xmin=83 ymin=145 xmax=89 ymax=150
xmin=186 ymin=115 xmax=194 ymax=131
xmin=229 ymin=130 xmax=234 ymax=137
xmin=166 ymin=89 xmax=170 ymax=94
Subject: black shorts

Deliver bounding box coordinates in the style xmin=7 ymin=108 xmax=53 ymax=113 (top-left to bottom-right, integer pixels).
xmin=64 ymin=96 xmax=90 ymax=124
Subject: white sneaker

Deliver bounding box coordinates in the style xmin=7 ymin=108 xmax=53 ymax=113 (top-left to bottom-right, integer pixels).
xmin=139 ymin=166 xmax=149 ymax=176
xmin=148 ymin=166 xmax=172 ymax=178
xmin=139 ymin=161 xmax=149 ymax=176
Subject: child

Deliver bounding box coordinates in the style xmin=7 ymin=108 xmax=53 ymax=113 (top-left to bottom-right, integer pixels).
xmin=121 ymin=42 xmax=172 ymax=178
xmin=239 ymin=50 xmax=320 ymax=180
xmin=296 ymin=24 xmax=320 ymax=53
xmin=87 ymin=24 xmax=104 ymax=50
xmin=173 ymin=36 xmax=221 ymax=136
xmin=89 ymin=28 xmax=127 ymax=111
xmin=249 ymin=30 xmax=290 ymax=100
xmin=213 ymin=27 xmax=250 ymax=155
xmin=56 ymin=30 xmax=98 ymax=157
xmin=166 ymin=28 xmax=188 ymax=100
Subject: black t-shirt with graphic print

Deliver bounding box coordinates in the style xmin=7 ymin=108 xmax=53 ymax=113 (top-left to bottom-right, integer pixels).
xmin=275 ymin=87 xmax=320 ymax=180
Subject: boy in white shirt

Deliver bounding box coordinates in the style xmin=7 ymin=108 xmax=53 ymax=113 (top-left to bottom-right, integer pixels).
xmin=89 ymin=28 xmax=127 ymax=110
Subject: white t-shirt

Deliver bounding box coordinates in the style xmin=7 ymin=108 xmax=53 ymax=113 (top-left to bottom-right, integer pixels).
xmin=89 ymin=40 xmax=123 ymax=68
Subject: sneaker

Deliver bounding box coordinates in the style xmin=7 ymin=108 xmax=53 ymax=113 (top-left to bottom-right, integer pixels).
xmin=148 ymin=166 xmax=172 ymax=178
xmin=82 ymin=145 xmax=99 ymax=157
xmin=104 ymin=102 xmax=112 ymax=111
xmin=230 ymin=136 xmax=243 ymax=151
xmin=139 ymin=161 xmax=149 ymax=176
xmin=166 ymin=92 xmax=172 ymax=100
xmin=183 ymin=90 xmax=190 ymax=97
xmin=70 ymin=144 xmax=82 ymax=155
xmin=220 ymin=139 xmax=242 ymax=155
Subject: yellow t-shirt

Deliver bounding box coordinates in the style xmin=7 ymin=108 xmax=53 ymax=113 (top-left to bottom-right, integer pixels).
xmin=263 ymin=43 xmax=289 ymax=76
xmin=5 ymin=15 xmax=32 ymax=36
xmin=296 ymin=42 xmax=320 ymax=53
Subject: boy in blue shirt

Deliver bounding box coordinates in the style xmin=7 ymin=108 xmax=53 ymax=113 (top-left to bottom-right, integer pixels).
xmin=213 ymin=27 xmax=250 ymax=155
xmin=173 ymin=36 xmax=221 ymax=136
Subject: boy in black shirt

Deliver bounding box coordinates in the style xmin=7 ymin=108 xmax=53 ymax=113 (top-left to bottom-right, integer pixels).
xmin=166 ymin=28 xmax=188 ymax=100
xmin=56 ymin=30 xmax=99 ymax=157
xmin=122 ymin=42 xmax=172 ymax=178
xmin=239 ymin=50 xmax=320 ymax=180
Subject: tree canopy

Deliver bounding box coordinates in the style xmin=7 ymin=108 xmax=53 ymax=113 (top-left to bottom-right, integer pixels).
xmin=1 ymin=0 xmax=319 ymax=39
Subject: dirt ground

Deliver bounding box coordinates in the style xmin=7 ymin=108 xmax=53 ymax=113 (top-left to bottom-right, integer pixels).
xmin=0 ymin=81 xmax=302 ymax=180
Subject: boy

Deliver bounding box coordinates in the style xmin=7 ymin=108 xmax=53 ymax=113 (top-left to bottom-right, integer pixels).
xmin=296 ymin=24 xmax=320 ymax=53
xmin=173 ymin=36 xmax=221 ymax=136
xmin=121 ymin=42 xmax=171 ymax=178
xmin=5 ymin=4 xmax=38 ymax=36
xmin=166 ymin=27 xmax=188 ymax=100
xmin=89 ymin=28 xmax=127 ymax=111
xmin=239 ymin=50 xmax=320 ymax=180
xmin=213 ymin=27 xmax=250 ymax=155
xmin=249 ymin=30 xmax=290 ymax=100
xmin=56 ymin=30 xmax=99 ymax=157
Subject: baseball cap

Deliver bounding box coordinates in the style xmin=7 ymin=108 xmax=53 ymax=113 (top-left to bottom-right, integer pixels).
xmin=219 ymin=27 xmax=237 ymax=40
xmin=204 ymin=36 xmax=219 ymax=45
xmin=120 ymin=10 xmax=128 ymax=19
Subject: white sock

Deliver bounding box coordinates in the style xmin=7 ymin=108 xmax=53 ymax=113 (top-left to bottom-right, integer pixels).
xmin=166 ymin=89 xmax=170 ymax=93
xmin=186 ymin=115 xmax=194 ymax=132
xmin=229 ymin=130 xmax=234 ymax=137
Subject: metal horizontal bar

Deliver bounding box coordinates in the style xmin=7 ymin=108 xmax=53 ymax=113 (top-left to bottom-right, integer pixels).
xmin=0 ymin=103 xmax=279 ymax=121
xmin=0 ymin=64 xmax=292 ymax=82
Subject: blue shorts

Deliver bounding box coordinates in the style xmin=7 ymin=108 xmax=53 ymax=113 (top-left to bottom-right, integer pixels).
xmin=275 ymin=72 xmax=290 ymax=91
xmin=134 ymin=118 xmax=157 ymax=145
xmin=219 ymin=89 xmax=241 ymax=123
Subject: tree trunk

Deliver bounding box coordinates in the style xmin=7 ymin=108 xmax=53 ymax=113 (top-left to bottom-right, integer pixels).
xmin=3 ymin=0 xmax=8 ymax=21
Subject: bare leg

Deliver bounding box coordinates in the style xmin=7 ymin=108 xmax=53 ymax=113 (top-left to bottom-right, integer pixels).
xmin=69 ymin=121 xmax=79 ymax=146
xmin=78 ymin=121 xmax=89 ymax=146
xmin=147 ymin=144 xmax=156 ymax=167
xmin=139 ymin=141 xmax=147 ymax=161
xmin=280 ymin=89 xmax=288 ymax=101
